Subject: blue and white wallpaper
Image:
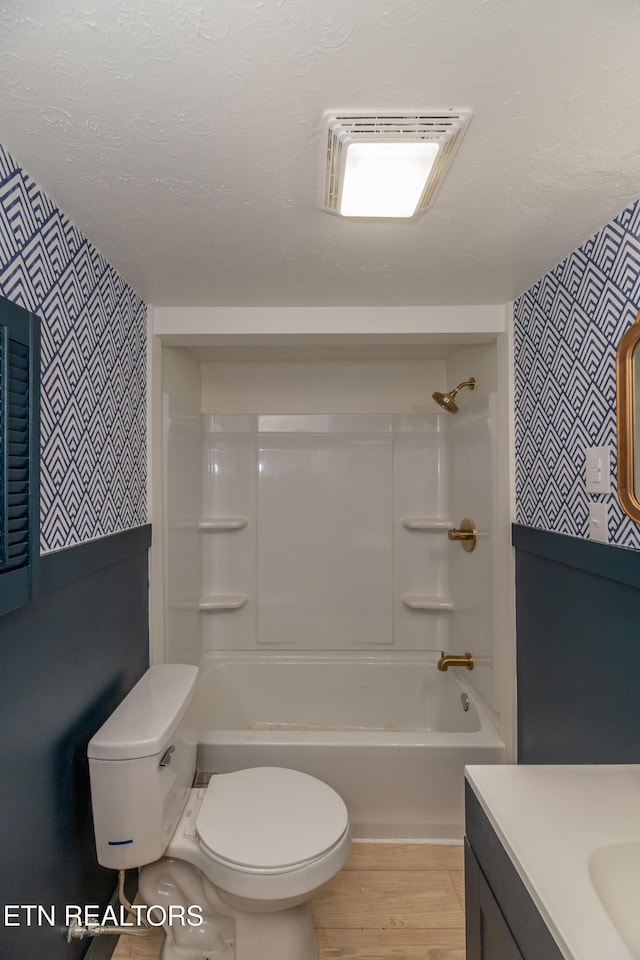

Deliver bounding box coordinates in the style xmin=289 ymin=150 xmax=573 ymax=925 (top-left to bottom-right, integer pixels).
xmin=0 ymin=145 xmax=147 ymax=552
xmin=514 ymin=200 xmax=640 ymax=548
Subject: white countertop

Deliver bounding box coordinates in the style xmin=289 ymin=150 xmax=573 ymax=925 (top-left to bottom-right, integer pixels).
xmin=465 ymin=764 xmax=640 ymax=960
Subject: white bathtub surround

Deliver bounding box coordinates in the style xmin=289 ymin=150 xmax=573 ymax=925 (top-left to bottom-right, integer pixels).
xmin=191 ymin=407 xmax=498 ymax=701
xmin=447 ymin=397 xmax=498 ymax=709
xmin=163 ymin=393 xmax=202 ymax=665
xmin=196 ymin=412 xmax=463 ymax=652
xmin=196 ymin=653 xmax=505 ymax=840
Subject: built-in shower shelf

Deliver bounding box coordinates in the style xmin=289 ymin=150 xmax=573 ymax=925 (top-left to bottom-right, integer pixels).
xmin=199 ymin=594 xmax=249 ymax=612
xmin=401 ymin=517 xmax=452 ymax=531
xmin=401 ymin=594 xmax=454 ymax=611
xmin=199 ymin=518 xmax=248 ymax=531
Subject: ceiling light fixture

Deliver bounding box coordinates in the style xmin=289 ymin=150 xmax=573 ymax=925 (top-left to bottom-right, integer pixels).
xmin=322 ymin=111 xmax=472 ymax=220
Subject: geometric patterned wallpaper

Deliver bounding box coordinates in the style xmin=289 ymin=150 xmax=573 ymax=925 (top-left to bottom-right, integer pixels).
xmin=514 ymin=199 xmax=640 ymax=549
xmin=0 ymin=144 xmax=147 ymax=553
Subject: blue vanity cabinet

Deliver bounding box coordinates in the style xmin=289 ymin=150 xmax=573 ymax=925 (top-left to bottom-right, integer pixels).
xmin=464 ymin=782 xmax=565 ymax=960
xmin=465 ymin=840 xmax=525 ymax=959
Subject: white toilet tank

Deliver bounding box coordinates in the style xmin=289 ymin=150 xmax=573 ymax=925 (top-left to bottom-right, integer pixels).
xmin=88 ymin=664 xmax=198 ymax=870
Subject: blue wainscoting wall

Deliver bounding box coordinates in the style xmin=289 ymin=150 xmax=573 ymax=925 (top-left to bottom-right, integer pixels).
xmin=514 ymin=523 xmax=640 ymax=763
xmin=0 ymin=142 xmax=149 ymax=959
xmin=0 ymin=526 xmax=150 ymax=960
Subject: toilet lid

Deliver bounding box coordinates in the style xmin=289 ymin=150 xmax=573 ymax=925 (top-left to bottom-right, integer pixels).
xmin=196 ymin=767 xmax=349 ymax=870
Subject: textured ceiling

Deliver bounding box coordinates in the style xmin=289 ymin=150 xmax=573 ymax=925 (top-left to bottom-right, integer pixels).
xmin=0 ymin=0 xmax=639 ymax=307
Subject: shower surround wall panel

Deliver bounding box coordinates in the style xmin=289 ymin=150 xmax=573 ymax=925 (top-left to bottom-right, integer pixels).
xmin=199 ymin=414 xmax=451 ymax=652
xmin=448 ymin=398 xmax=496 ymax=710
xmin=162 ymin=347 xmax=203 ymax=664
xmin=201 ymin=417 xmax=257 ymax=650
xmin=257 ymin=420 xmax=393 ymax=649
xmin=393 ymin=422 xmax=451 ymax=649
xmin=165 ymin=394 xmax=202 ymax=665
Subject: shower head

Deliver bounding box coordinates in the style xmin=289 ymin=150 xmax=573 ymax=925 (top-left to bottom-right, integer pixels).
xmin=432 ymin=377 xmax=476 ymax=414
xmin=432 ymin=391 xmax=460 ymax=413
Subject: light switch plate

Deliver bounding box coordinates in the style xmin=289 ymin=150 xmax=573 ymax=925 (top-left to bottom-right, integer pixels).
xmin=585 ymin=445 xmax=611 ymax=494
xmin=588 ymin=502 xmax=609 ymax=542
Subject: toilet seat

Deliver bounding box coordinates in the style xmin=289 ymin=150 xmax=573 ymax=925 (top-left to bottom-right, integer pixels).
xmin=196 ymin=767 xmax=349 ymax=872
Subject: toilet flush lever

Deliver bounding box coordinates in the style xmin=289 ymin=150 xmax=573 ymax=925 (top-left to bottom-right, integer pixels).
xmin=159 ymin=745 xmax=175 ymax=767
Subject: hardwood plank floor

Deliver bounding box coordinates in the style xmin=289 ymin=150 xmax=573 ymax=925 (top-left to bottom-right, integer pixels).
xmin=112 ymin=843 xmax=465 ymax=960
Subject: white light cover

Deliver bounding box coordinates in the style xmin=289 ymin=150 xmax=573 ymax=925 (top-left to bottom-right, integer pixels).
xmin=340 ymin=141 xmax=440 ymax=218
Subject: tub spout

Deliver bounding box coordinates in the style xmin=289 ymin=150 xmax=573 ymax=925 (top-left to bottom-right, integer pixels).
xmin=437 ymin=652 xmax=474 ymax=671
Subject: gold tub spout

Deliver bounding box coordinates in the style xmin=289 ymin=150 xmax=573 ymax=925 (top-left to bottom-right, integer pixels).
xmin=437 ymin=652 xmax=474 ymax=671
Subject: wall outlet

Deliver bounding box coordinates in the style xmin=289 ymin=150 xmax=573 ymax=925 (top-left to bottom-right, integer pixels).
xmin=585 ymin=445 xmax=612 ymax=494
xmin=588 ymin=502 xmax=609 ymax=542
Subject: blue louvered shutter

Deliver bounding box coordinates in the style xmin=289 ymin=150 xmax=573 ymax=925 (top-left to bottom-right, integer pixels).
xmin=0 ymin=296 xmax=40 ymax=615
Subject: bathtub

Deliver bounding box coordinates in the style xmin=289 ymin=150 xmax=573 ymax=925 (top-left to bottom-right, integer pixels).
xmin=195 ymin=652 xmax=505 ymax=840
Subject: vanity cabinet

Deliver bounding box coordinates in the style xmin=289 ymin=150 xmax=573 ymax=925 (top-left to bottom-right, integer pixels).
xmin=464 ymin=782 xmax=565 ymax=960
xmin=465 ymin=841 xmax=524 ymax=959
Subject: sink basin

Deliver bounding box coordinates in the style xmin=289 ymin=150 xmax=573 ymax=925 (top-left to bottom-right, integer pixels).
xmin=589 ymin=841 xmax=640 ymax=958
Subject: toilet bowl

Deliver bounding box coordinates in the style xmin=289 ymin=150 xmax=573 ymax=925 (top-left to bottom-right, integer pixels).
xmin=141 ymin=768 xmax=350 ymax=960
xmin=88 ymin=665 xmax=351 ymax=960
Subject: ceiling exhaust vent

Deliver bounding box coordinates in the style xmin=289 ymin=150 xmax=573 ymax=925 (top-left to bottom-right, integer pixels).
xmin=322 ymin=110 xmax=472 ymax=219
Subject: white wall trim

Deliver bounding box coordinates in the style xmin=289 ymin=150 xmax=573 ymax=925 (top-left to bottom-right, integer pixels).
xmin=154 ymin=304 xmax=506 ymax=340
xmin=495 ymin=303 xmax=517 ymax=761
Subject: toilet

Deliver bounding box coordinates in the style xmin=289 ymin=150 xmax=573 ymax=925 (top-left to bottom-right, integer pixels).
xmin=87 ymin=664 xmax=351 ymax=960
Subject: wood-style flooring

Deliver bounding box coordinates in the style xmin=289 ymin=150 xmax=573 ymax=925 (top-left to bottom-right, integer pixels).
xmin=112 ymin=842 xmax=465 ymax=960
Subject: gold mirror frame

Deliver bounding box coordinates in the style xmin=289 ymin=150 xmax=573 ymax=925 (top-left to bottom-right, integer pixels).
xmin=616 ymin=310 xmax=640 ymax=523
